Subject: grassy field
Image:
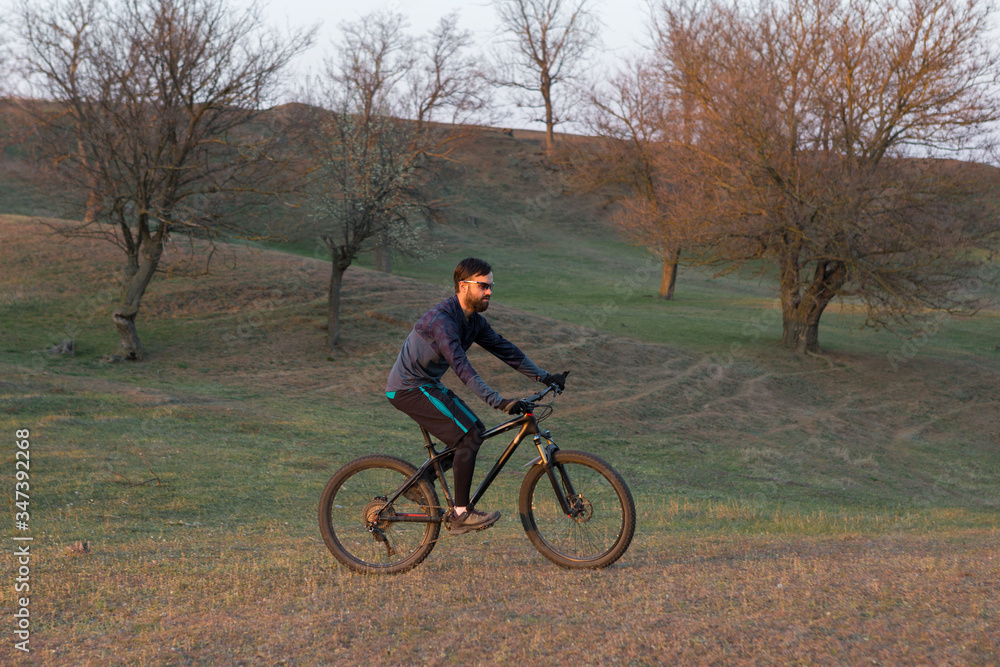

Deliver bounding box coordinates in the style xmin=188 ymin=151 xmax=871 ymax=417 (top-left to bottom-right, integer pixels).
xmin=2 ymin=161 xmax=1000 ymax=667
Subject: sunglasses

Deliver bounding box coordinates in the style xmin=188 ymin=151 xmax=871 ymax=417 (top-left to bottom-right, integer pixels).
xmin=461 ymin=280 xmax=494 ymax=290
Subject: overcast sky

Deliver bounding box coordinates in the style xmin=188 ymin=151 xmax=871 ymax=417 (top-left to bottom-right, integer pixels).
xmin=248 ymin=0 xmax=657 ymax=130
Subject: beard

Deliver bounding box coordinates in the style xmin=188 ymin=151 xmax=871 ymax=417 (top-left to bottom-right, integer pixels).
xmin=470 ymin=293 xmax=490 ymax=313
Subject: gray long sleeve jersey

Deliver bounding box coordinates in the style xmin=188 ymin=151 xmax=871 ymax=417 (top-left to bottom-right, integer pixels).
xmin=385 ymin=295 xmax=545 ymax=408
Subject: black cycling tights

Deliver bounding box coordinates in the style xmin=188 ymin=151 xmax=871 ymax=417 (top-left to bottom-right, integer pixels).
xmin=451 ymin=429 xmax=484 ymax=507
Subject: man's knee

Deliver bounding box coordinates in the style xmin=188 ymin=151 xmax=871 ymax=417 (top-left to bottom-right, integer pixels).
xmin=452 ymin=429 xmax=483 ymax=468
xmin=456 ymin=428 xmax=483 ymax=452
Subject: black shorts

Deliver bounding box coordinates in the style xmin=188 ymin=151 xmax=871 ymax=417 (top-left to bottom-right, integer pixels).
xmin=387 ymin=385 xmax=485 ymax=449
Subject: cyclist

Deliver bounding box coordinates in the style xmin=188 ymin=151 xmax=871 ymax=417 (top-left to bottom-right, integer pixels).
xmin=385 ymin=257 xmax=567 ymax=535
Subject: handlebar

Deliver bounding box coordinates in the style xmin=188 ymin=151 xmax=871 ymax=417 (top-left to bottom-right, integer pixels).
xmin=524 ymin=370 xmax=569 ymax=407
xmin=524 ymin=380 xmax=565 ymax=407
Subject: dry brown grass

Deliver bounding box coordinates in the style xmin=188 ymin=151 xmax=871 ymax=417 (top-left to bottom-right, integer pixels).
xmin=12 ymin=529 xmax=1000 ymax=665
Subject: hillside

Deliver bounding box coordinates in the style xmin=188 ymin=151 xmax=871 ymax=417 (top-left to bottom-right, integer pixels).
xmin=2 ymin=213 xmax=1000 ymax=663
xmin=3 ymin=214 xmax=998 ymax=510
xmin=2 ymin=112 xmax=999 ymax=509
xmin=2 ymin=112 xmax=999 ymax=510
xmin=3 ymin=109 xmax=1000 ymax=662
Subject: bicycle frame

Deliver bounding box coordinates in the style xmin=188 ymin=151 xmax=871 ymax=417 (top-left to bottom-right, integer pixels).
xmin=376 ymin=396 xmax=574 ymax=525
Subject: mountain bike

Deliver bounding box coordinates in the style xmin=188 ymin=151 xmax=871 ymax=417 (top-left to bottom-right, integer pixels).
xmin=318 ymin=382 xmax=636 ymax=574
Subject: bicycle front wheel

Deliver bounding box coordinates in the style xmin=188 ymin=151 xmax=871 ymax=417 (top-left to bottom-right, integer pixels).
xmin=519 ymin=450 xmax=635 ymax=569
xmin=318 ymin=455 xmax=440 ymax=575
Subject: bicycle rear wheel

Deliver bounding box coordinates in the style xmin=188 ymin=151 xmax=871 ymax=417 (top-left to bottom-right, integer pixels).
xmin=318 ymin=455 xmax=440 ymax=574
xmin=519 ymin=450 xmax=635 ymax=569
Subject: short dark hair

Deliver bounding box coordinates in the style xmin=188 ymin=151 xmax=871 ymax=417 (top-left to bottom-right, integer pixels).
xmin=454 ymin=257 xmax=492 ymax=292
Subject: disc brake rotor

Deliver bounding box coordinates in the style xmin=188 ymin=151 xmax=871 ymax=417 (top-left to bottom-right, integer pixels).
xmin=568 ymin=495 xmax=593 ymax=524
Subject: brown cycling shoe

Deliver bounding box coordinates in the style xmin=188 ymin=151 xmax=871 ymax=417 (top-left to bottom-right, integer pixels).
xmin=447 ymin=507 xmax=500 ymax=536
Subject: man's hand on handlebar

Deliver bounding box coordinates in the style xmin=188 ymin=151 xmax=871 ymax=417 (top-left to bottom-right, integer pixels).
xmin=538 ymin=370 xmax=570 ymax=392
xmin=499 ymin=398 xmax=531 ymax=415
xmin=502 ymin=371 xmax=569 ymax=415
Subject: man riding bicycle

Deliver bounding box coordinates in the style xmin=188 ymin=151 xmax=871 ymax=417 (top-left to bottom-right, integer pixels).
xmin=385 ymin=257 xmax=567 ymax=536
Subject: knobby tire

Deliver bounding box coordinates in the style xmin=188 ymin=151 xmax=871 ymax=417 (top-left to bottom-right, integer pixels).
xmin=518 ymin=450 xmax=635 ymax=569
xmin=318 ymin=455 xmax=440 ymax=575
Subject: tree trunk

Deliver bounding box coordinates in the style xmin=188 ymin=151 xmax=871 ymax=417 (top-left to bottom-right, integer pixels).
xmin=372 ymin=230 xmax=392 ymax=274
xmin=658 ymin=247 xmax=681 ymax=300
xmin=113 ymin=309 xmax=143 ymax=360
xmin=779 ymin=258 xmax=847 ymax=354
xmin=324 ymin=239 xmax=353 ymax=351
xmin=541 ymin=74 xmax=555 ymax=152
xmin=84 ymin=188 xmax=103 ymax=225
xmin=113 ymin=242 xmax=162 ymax=361
xmin=79 ymin=140 xmax=103 ymax=225
xmin=327 ymin=263 xmax=345 ymax=350
xmin=781 ymin=313 xmax=822 ymax=354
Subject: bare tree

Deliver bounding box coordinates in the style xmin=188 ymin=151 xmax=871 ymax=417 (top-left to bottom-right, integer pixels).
xmin=298 ymin=109 xmax=434 ymax=350
xmin=490 ymin=0 xmax=600 ymax=152
xmin=325 ymin=9 xmax=414 ymax=275
xmin=583 ymin=57 xmax=687 ymax=299
xmin=14 ymin=0 xmax=314 ymax=360
xmin=322 ymin=10 xmax=487 ymax=275
xmin=297 ymin=10 xmax=483 ymax=349
xmin=407 ymin=11 xmax=492 ymax=127
xmin=651 ymin=0 xmax=1000 ymax=353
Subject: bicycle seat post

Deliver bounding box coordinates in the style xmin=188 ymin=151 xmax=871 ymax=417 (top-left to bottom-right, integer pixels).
xmin=419 ymin=427 xmax=455 ymax=509
xmin=419 ymin=427 xmax=439 ymax=455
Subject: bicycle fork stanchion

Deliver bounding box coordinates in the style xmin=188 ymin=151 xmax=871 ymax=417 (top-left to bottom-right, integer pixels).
xmin=535 ymin=435 xmax=577 ymax=517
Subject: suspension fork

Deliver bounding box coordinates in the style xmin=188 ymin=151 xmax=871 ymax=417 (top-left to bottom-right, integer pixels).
xmin=532 ymin=433 xmax=579 ymax=517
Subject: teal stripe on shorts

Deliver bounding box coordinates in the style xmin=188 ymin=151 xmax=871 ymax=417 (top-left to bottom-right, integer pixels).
xmin=419 ymin=385 xmax=469 ymax=434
